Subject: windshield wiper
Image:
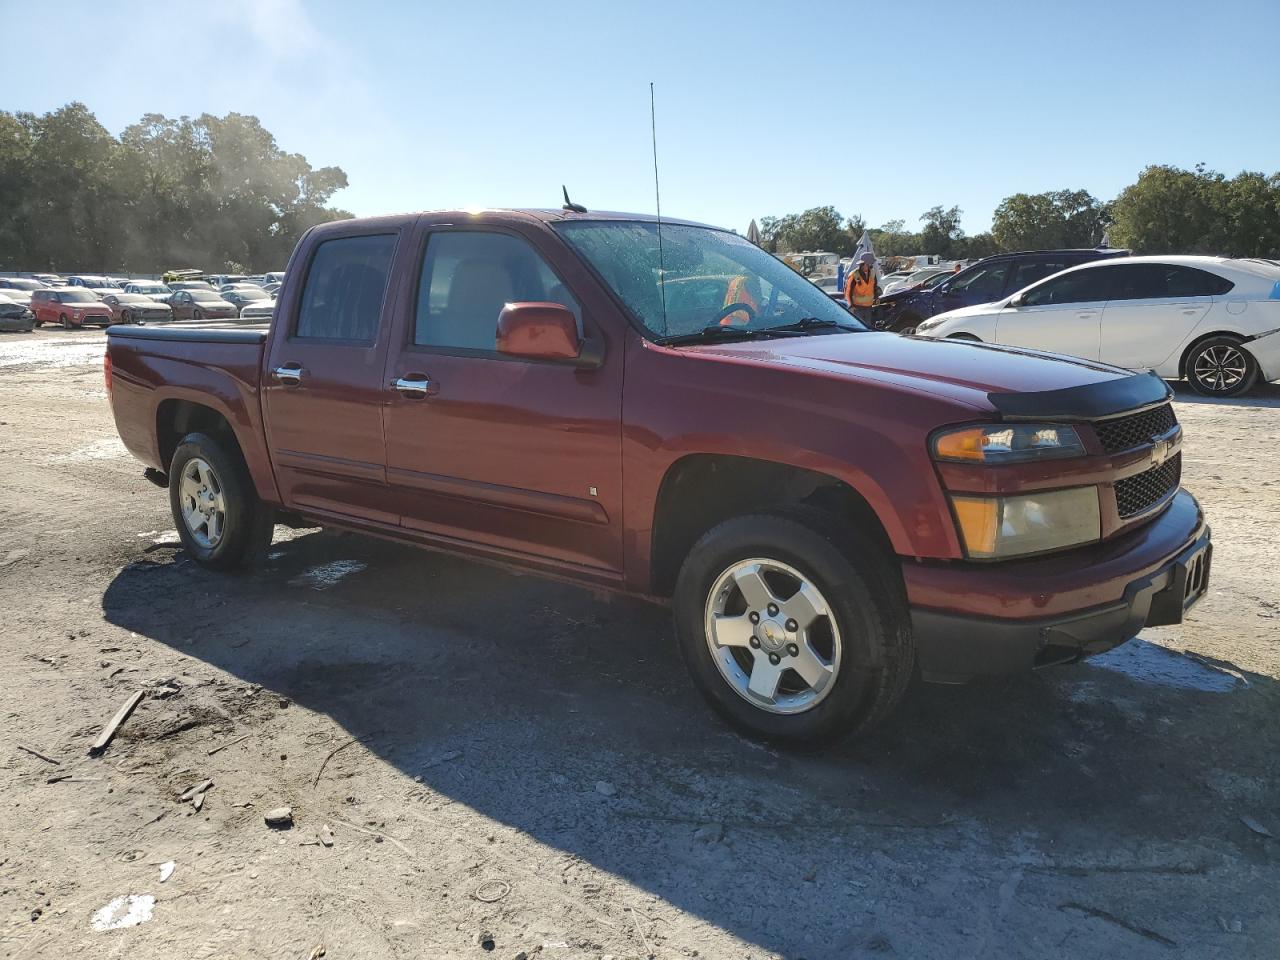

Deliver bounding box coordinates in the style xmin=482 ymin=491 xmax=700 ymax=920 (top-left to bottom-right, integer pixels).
xmin=652 ymin=325 xmax=778 ymax=346
xmin=764 ymin=317 xmax=863 ymax=334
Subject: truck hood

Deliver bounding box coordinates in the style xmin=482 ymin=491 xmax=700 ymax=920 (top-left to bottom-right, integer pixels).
xmin=679 ymin=331 xmax=1140 ymax=414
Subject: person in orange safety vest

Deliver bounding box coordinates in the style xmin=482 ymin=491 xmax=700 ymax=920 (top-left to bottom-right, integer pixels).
xmin=844 ymin=252 xmax=880 ymax=322
xmin=719 ymin=274 xmax=762 ymax=326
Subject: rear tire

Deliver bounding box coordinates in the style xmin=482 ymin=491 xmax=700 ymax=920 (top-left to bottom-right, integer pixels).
xmin=673 ymin=510 xmax=914 ymax=747
xmin=1186 ymin=336 xmax=1258 ymax=397
xmin=168 ymin=432 xmax=275 ymax=571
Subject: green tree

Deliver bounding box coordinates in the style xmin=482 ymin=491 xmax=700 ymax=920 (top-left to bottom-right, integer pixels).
xmin=0 ymin=103 xmax=352 ymax=272
xmin=991 ymin=189 xmax=1106 ymax=251
xmin=919 ymin=205 xmax=964 ymax=257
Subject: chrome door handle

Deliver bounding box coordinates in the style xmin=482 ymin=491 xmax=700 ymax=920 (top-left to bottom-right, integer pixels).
xmin=273 ymin=365 xmax=303 ymax=385
xmin=393 ymin=376 xmax=433 ymax=398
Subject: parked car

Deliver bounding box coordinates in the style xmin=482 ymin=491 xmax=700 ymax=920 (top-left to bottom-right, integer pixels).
xmin=882 ymin=267 xmax=953 ymax=296
xmin=237 ymin=298 xmax=276 ymax=322
xmin=206 ymin=273 xmax=249 ymax=289
xmin=168 ymin=280 xmax=215 ymax=293
xmin=915 ymin=256 xmax=1280 ymax=397
xmin=123 ymin=280 xmax=173 ymax=301
xmin=0 ymin=288 xmax=33 ymax=308
xmin=101 ymin=293 xmax=174 ymax=325
xmin=104 ymin=207 xmax=1210 ymax=746
xmin=262 ymin=282 xmax=283 ymax=296
xmin=167 ymin=288 xmax=238 ymax=321
xmin=873 ymin=248 xmax=1130 ymax=332
xmin=220 ymin=285 xmax=272 ymax=315
xmin=262 ymin=271 xmax=287 ymax=286
xmin=0 ymin=277 xmax=47 ymax=293
xmin=162 ymin=268 xmax=205 ymax=284
xmin=31 ymin=273 xmax=64 ymax=286
xmin=0 ymin=294 xmax=35 ymax=332
xmin=30 ymin=288 xmax=112 ymax=328
xmin=67 ymin=275 xmax=119 ymax=289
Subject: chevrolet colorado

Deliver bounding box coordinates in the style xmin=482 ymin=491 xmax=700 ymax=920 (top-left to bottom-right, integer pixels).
xmin=104 ymin=209 xmax=1211 ymax=744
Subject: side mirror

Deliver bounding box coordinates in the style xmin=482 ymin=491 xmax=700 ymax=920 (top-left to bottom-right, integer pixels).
xmin=1006 ymin=294 xmax=1023 ymax=308
xmin=496 ymin=302 xmax=601 ymax=367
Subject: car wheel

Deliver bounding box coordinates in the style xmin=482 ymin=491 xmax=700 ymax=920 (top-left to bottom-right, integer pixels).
xmin=673 ymin=510 xmax=914 ymax=747
xmin=60 ymin=313 xmax=70 ymax=330
xmin=31 ymin=317 xmax=40 ymax=329
xmin=169 ymin=432 xmax=275 ymax=571
xmin=1186 ymin=336 xmax=1258 ymax=397
xmin=193 ymin=309 xmax=203 ymax=321
xmin=121 ymin=309 xmax=131 ymax=324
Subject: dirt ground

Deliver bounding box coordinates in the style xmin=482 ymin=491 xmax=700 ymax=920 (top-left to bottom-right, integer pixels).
xmin=1 ymin=328 xmax=1277 ymax=960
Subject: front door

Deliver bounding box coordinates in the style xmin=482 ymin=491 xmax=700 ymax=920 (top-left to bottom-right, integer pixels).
xmin=262 ymin=228 xmax=404 ymax=524
xmin=995 ymin=264 xmax=1115 ymax=360
xmin=383 ymin=223 xmax=625 ymax=579
xmin=1100 ymin=263 xmax=1219 ymax=370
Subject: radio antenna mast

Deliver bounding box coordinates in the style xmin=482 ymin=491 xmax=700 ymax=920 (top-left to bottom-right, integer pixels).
xmin=650 ymin=82 xmax=669 ymax=331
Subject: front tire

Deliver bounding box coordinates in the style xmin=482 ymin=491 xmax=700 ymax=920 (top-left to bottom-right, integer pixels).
xmin=1186 ymin=336 xmax=1258 ymax=397
xmin=169 ymin=432 xmax=274 ymax=570
xmin=60 ymin=313 xmax=70 ymax=330
xmin=673 ymin=511 xmax=914 ymax=747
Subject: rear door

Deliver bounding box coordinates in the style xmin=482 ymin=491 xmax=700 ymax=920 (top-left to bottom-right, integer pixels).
xmin=1100 ymin=264 xmax=1223 ymax=370
xmin=994 ymin=265 xmax=1115 ymax=359
xmin=382 ymin=221 xmax=625 ymax=579
xmin=262 ymin=226 xmax=405 ymax=524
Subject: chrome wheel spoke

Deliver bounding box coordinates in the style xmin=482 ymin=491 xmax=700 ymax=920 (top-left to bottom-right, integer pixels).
xmin=710 ymin=613 xmax=755 ymax=649
xmin=731 ymin=564 xmax=776 ymax=612
xmin=206 ymin=510 xmax=222 ymax=544
xmin=747 ymin=657 xmax=784 ymax=702
xmin=782 ymin=582 xmax=828 ymax=632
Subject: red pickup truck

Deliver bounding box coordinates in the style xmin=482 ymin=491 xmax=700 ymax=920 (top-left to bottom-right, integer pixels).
xmin=104 ymin=209 xmax=1211 ymax=745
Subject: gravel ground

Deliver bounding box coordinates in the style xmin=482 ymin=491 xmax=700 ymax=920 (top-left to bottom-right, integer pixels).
xmin=1 ymin=328 xmax=1277 ymax=960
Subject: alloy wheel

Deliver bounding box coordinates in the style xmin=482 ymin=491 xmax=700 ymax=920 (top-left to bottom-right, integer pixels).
xmin=179 ymin=457 xmax=227 ymax=549
xmin=703 ymin=558 xmax=842 ymax=715
xmin=1193 ymin=344 xmax=1248 ymax=393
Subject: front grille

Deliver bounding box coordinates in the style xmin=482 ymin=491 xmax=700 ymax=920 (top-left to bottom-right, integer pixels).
xmin=1114 ymin=453 xmax=1181 ymax=519
xmin=85 ymin=314 xmax=110 ymax=324
xmin=1094 ymin=404 xmax=1178 ymax=454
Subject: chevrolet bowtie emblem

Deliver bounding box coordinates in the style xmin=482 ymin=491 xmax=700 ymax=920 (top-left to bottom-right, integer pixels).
xmin=1150 ymin=438 xmax=1172 ymax=468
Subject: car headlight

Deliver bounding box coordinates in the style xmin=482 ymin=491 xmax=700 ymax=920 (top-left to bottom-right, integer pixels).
xmin=932 ymin=423 xmax=1084 ymax=463
xmin=916 ymin=317 xmax=944 ymax=334
xmin=949 ymin=487 xmax=1101 ymax=559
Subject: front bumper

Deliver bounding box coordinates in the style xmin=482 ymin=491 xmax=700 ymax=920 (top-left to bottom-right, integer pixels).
xmin=906 ymin=491 xmax=1210 ymax=682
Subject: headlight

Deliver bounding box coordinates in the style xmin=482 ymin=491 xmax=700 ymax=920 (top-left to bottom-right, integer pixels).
xmin=916 ymin=317 xmax=944 ymax=334
xmin=932 ymin=423 xmax=1084 ymax=463
xmin=950 ymin=487 xmax=1100 ymax=559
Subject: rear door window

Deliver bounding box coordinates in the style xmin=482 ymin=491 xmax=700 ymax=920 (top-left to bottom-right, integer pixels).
xmin=1108 ymin=263 xmax=1233 ymax=300
xmin=295 ymin=234 xmax=397 ymax=342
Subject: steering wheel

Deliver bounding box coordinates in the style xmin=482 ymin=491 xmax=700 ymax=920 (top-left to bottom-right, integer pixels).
xmin=712 ymin=300 xmax=758 ymax=327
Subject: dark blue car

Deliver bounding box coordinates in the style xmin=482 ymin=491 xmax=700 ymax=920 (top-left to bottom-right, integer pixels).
xmin=873 ymin=248 xmax=1129 ymax=332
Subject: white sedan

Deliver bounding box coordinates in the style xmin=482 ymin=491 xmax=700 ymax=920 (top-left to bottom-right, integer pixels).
xmin=914 ymin=255 xmax=1280 ymax=396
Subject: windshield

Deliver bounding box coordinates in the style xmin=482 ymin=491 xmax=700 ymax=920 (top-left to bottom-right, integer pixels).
xmin=132 ymin=283 xmax=167 ymax=293
xmin=4 ymin=279 xmax=44 ymax=290
xmin=190 ymin=290 xmax=224 ymax=302
xmin=61 ymin=289 xmax=99 ymax=302
xmin=234 ymin=287 xmax=268 ymax=300
xmin=554 ymin=221 xmax=863 ymax=339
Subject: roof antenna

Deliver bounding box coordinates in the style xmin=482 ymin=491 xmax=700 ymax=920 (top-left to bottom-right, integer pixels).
xmin=650 ymin=81 xmax=669 ymax=333
xmin=562 ymin=185 xmax=587 ymax=214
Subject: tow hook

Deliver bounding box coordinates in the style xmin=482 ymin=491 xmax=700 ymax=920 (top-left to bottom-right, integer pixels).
xmin=144 ymin=468 xmax=168 ymax=488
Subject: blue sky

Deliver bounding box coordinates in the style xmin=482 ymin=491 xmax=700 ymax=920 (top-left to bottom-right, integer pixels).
xmin=4 ymin=0 xmax=1278 ymax=235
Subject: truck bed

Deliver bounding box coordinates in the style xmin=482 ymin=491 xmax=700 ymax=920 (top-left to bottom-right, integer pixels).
xmin=107 ymin=322 xmax=269 ymax=345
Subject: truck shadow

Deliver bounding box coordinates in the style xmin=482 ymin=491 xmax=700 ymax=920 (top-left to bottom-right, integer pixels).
xmin=101 ymin=529 xmax=1279 ymax=958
